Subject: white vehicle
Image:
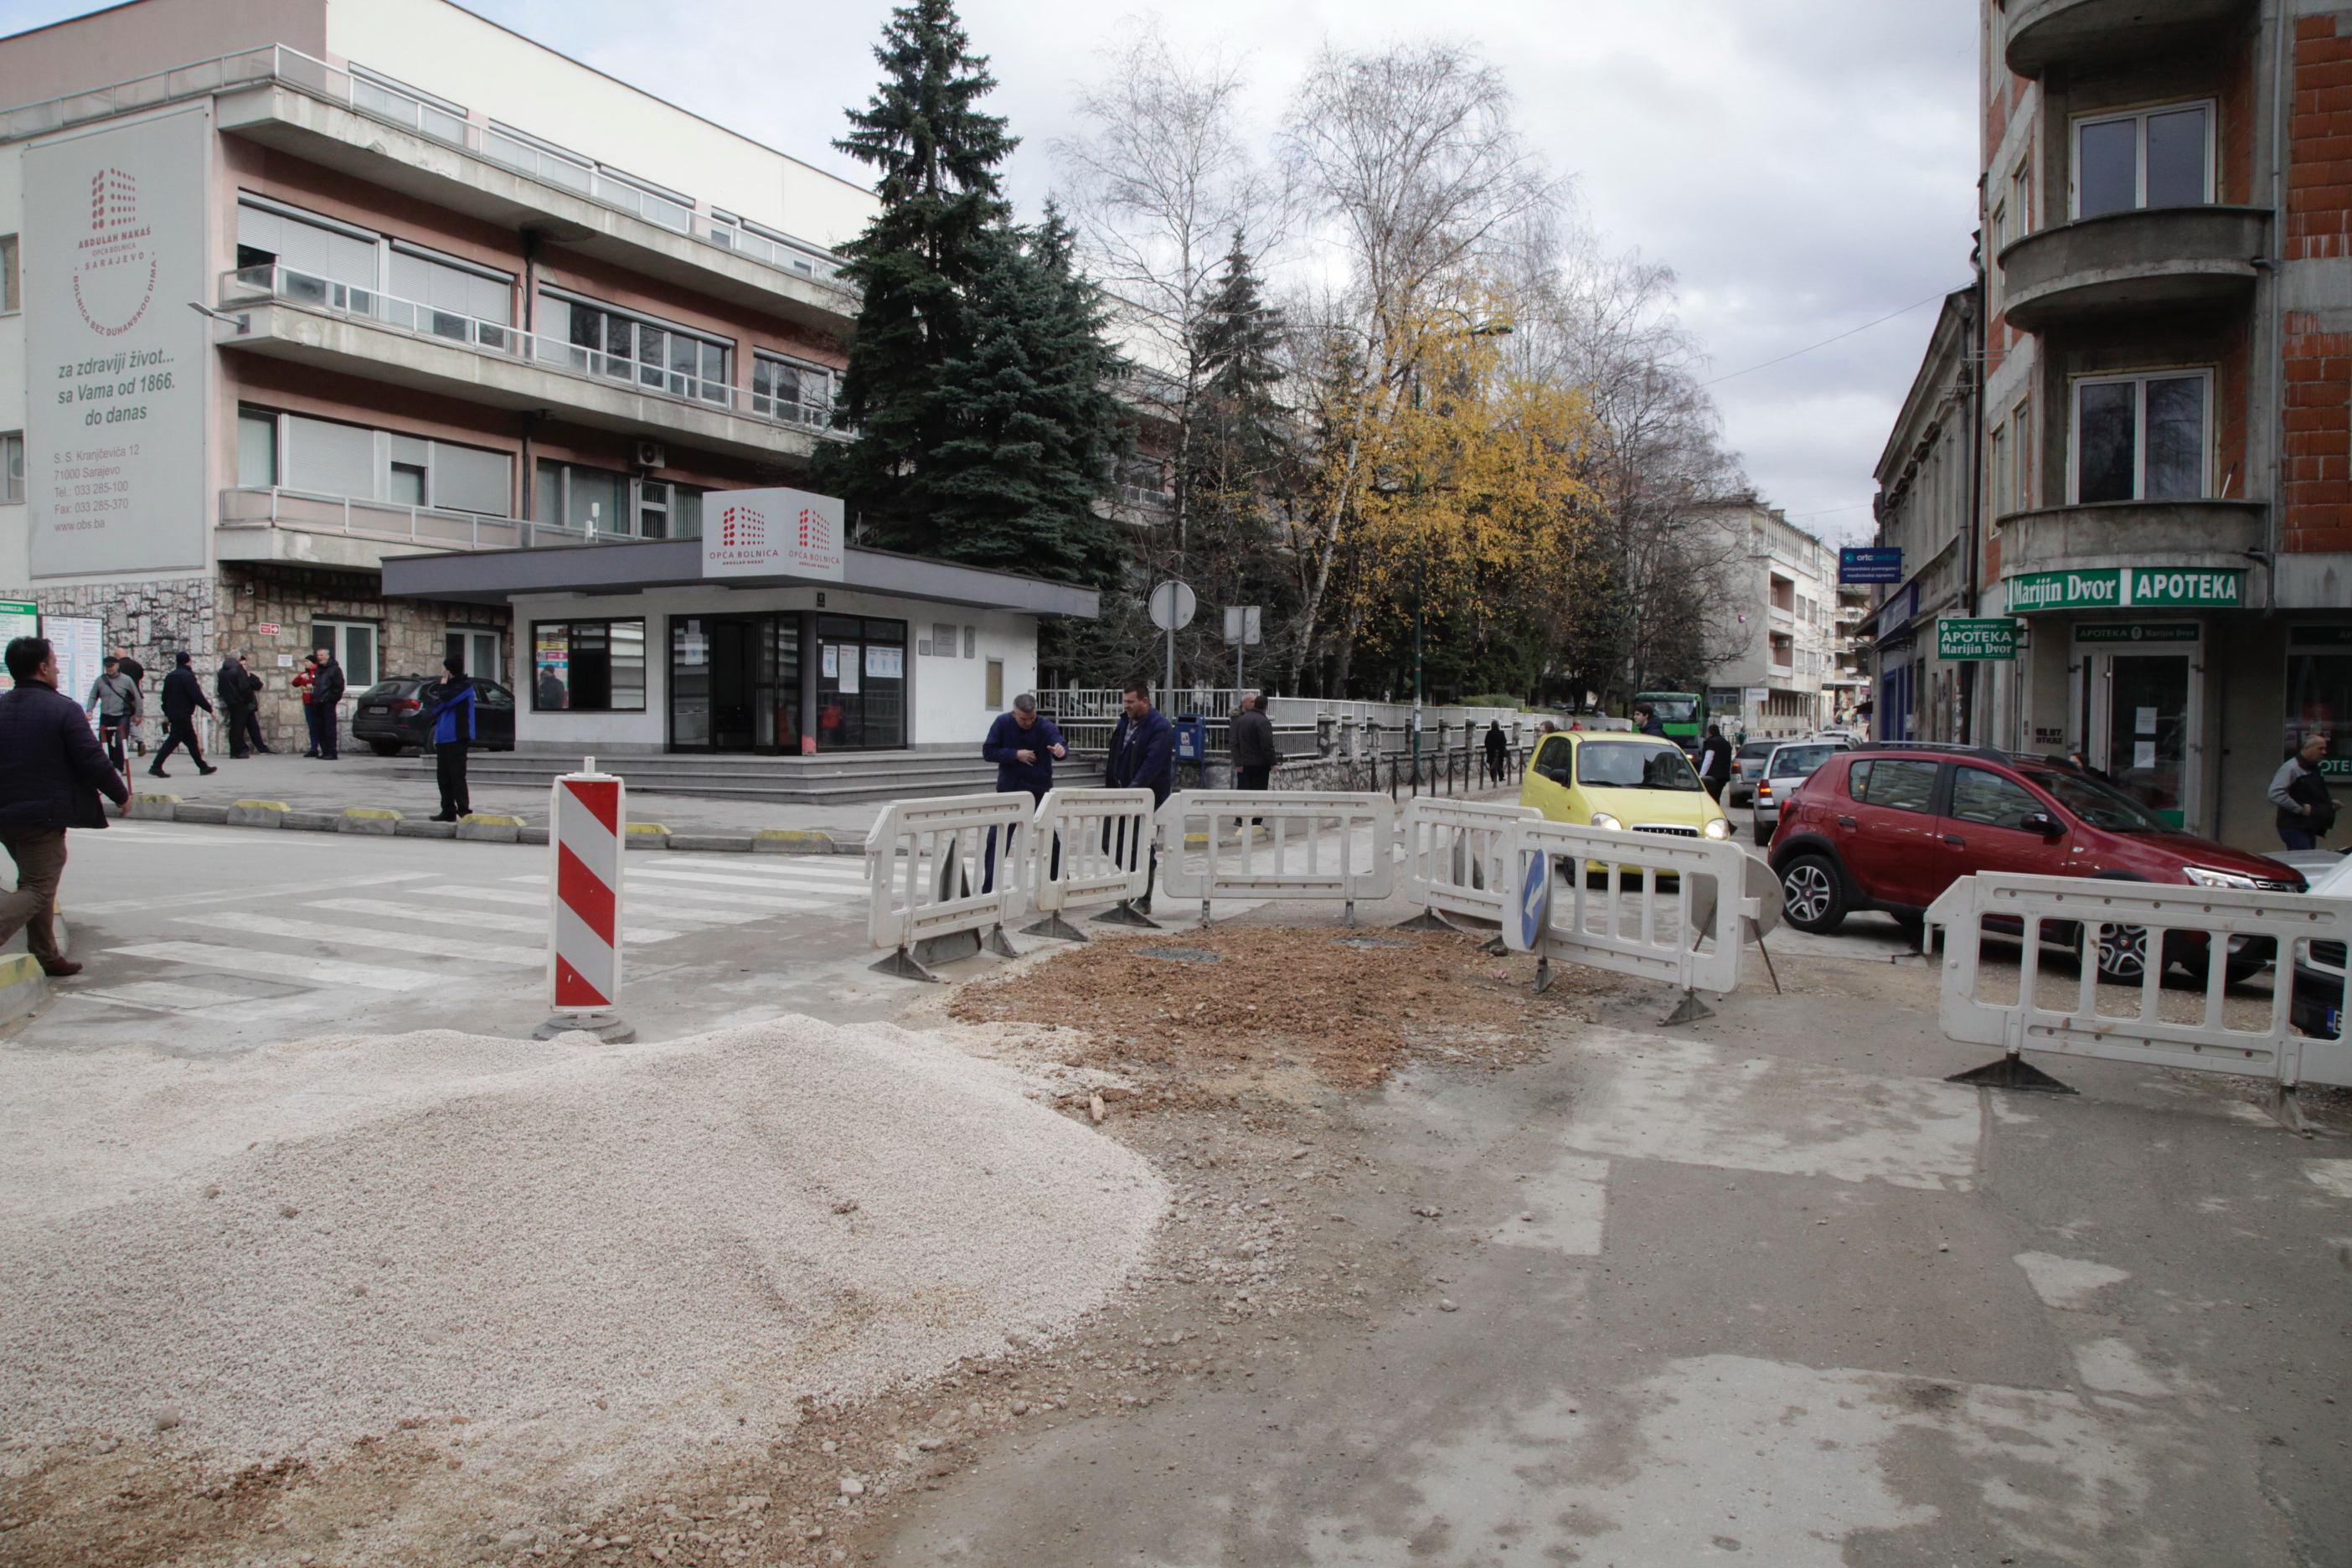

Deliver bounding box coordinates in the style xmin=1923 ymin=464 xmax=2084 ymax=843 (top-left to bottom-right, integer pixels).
xmin=1751 ymin=738 xmax=1851 ymax=846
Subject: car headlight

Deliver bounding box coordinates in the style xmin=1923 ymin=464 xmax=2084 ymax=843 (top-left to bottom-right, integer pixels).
xmin=1589 ymin=812 xmax=1622 ymax=832
xmin=2184 ymin=866 xmax=2262 ymax=890
xmin=1702 ymin=817 xmax=1731 ymax=840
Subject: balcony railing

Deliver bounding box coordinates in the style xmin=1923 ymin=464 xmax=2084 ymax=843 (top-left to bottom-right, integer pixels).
xmin=219 ymin=486 xmax=593 ymax=551
xmin=220 ymin=264 xmax=848 ymax=440
xmin=1117 ymin=482 xmax=1176 ymax=513
xmin=0 ymin=45 xmax=851 ymax=296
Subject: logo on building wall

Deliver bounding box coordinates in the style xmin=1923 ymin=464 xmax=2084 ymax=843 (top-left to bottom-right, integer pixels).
xmin=792 ymin=504 xmax=843 ymax=575
xmin=73 ymin=166 xmax=157 ymax=337
xmin=701 ymin=487 xmax=847 ymax=580
xmin=720 ymin=505 xmax=769 ymax=549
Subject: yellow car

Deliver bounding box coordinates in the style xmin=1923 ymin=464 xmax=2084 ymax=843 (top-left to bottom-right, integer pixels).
xmin=1519 ymin=731 xmax=1733 ymax=865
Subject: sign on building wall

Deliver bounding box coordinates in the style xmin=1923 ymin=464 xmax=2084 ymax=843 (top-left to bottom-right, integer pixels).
xmin=24 ymin=106 xmax=212 ymax=578
xmin=2008 ymin=567 xmax=2244 ymax=612
xmin=1937 ymin=617 xmax=2019 ymax=661
xmin=45 ymin=615 xmax=105 ymax=725
xmin=701 ymin=486 xmax=847 ymax=581
xmin=2074 ymin=622 xmax=2199 ymax=645
xmin=1838 ymin=547 xmax=1902 ymax=585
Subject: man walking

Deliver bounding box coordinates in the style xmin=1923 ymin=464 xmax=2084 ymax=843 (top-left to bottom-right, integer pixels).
xmin=0 ymin=637 xmax=131 ymax=977
xmin=110 ymin=645 xmax=147 ymax=756
xmin=234 ymin=656 xmax=271 ymax=756
xmin=1483 ymin=719 xmax=1508 ymax=787
xmin=1699 ymin=723 xmax=1733 ymax=802
xmin=309 ymin=646 xmax=345 ymax=760
xmin=1105 ymin=682 xmax=1174 ymax=912
xmin=86 ymin=656 xmax=140 ymax=775
xmin=1230 ymin=691 xmax=1277 ymax=793
xmin=2270 ymin=731 xmax=2337 ymax=851
xmin=422 ymin=654 xmax=477 ymax=822
xmin=152 ymin=651 xmax=218 ymax=778
xmin=979 ymin=692 xmax=1066 ymax=890
xmin=217 ymin=652 xmax=259 ymax=758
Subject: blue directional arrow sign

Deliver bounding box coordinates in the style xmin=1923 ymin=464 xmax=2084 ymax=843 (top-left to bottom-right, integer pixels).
xmin=1517 ymin=849 xmax=1553 ymax=951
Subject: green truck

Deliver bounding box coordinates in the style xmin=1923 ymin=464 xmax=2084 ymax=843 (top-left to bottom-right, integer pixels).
xmin=1632 ymin=690 xmax=1705 ymax=754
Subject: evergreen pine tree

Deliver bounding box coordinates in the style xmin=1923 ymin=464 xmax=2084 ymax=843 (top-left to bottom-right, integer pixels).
xmin=818 ymin=0 xmax=1015 ymax=544
xmin=1184 ymin=235 xmax=1293 ymax=623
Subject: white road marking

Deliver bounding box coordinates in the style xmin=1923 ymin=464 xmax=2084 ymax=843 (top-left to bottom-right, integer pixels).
xmin=430 ymin=885 xmax=770 ymax=927
xmin=71 ymin=870 xmax=437 ymax=916
xmin=187 ymin=911 xmax=544 ymax=968
xmin=114 ymin=941 xmax=428 ymax=993
xmin=304 ymin=897 xmax=685 ymax=946
xmin=2014 ymin=1251 xmax=2131 ymax=1311
xmin=506 ymin=874 xmax=835 ymax=913
xmin=670 ymin=855 xmax=869 ymax=882
xmin=619 ymin=866 xmax=866 ymax=895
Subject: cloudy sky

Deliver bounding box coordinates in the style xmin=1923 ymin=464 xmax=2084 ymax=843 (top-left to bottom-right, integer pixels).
xmin=8 ymin=0 xmax=1980 ymax=542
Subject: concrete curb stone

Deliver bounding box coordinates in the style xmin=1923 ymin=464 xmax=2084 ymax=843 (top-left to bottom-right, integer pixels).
xmin=338 ymin=807 xmax=402 ymax=836
xmin=175 ymin=803 xmax=230 ymax=825
xmin=0 ymin=953 xmax=49 ymax=1028
xmin=752 ymin=828 xmax=831 ymax=854
xmin=666 ymin=833 xmax=754 ymax=853
xmin=395 ymin=819 xmax=458 ymax=839
xmin=283 ymin=812 xmax=340 ymax=832
xmin=126 ymin=793 xmax=180 ymax=822
xmin=225 ymin=800 xmax=291 ymax=829
xmin=625 ymin=823 xmax=673 ymax=851
xmin=520 ymin=826 xmax=549 ymax=846
xmin=456 ymin=812 xmax=525 ymax=844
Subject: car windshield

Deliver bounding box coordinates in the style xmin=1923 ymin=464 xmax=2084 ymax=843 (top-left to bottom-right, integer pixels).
xmin=1578 ymin=740 xmax=1702 ymax=791
xmin=1737 ymin=742 xmax=1774 ymax=761
xmin=1768 ymin=745 xmax=1836 ymax=779
xmin=1640 ymin=698 xmax=1698 ymax=723
xmin=2025 ymin=768 xmax=2167 ymax=833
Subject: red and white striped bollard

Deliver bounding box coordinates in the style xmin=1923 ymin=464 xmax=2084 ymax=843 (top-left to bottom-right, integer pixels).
xmin=536 ymin=755 xmax=633 ymax=1042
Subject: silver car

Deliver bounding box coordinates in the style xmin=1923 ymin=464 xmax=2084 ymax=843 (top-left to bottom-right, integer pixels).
xmin=1750 ymin=740 xmax=1850 ymax=846
xmin=1728 ymin=740 xmax=1775 ymax=807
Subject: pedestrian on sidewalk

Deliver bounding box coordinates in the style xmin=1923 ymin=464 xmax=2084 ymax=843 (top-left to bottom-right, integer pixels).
xmin=1105 ymin=683 xmax=1173 ymax=912
xmin=234 ymin=656 xmax=271 ymax=756
xmin=110 ymin=646 xmax=147 ymax=756
xmin=293 ymin=653 xmax=321 ymax=756
xmin=152 ymin=652 xmax=218 ymax=778
xmin=86 ymin=657 xmax=139 ymax=775
xmin=1483 ymin=719 xmax=1507 ymax=786
xmin=2270 ymin=731 xmax=2337 ymax=851
xmin=1699 ymin=723 xmax=1733 ymax=802
xmin=422 ymin=654 xmax=477 ymax=822
xmin=217 ymin=652 xmax=261 ymax=758
xmin=308 ymin=647 xmax=345 ymax=761
xmin=0 ymin=636 xmax=131 ymax=978
xmin=980 ymin=692 xmax=1066 ymax=891
xmin=1230 ymin=691 xmax=1276 ymax=793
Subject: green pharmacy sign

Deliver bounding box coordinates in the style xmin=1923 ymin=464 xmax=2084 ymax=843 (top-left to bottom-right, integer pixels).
xmin=2008 ymin=568 xmax=2244 ymax=612
xmin=1938 ymin=617 xmax=2019 ymax=660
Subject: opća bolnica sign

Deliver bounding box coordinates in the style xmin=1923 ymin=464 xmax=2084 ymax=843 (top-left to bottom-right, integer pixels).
xmin=700 ymin=485 xmax=846 ymax=581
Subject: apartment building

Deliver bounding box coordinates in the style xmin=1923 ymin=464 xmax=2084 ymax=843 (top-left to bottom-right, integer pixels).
xmin=1877 ymin=0 xmax=2352 ymax=841
xmin=1870 ymin=289 xmax=1978 ymax=744
xmin=0 ymin=0 xmax=1091 ymax=756
xmin=1696 ymin=493 xmax=1836 ymax=740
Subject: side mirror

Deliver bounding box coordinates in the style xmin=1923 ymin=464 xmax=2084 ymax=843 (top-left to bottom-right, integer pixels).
xmin=2021 ymin=812 xmax=2064 ymax=838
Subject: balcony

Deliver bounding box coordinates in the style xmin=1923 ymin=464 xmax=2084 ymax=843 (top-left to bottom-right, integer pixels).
xmin=0 ymin=46 xmax=856 ymax=333
xmin=1994 ymin=497 xmax=2266 ymax=581
xmin=218 ymin=487 xmax=602 ymax=571
xmin=2004 ymin=0 xmax=2253 ymax=78
xmin=216 ymin=265 xmax=846 ymax=467
xmin=1998 ymin=206 xmax=2266 ymax=331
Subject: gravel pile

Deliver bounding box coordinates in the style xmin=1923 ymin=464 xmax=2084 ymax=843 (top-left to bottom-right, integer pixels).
xmin=0 ymin=1017 xmax=1167 ymax=1485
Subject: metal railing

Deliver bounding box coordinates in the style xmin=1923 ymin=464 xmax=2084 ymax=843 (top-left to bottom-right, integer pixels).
xmin=219 ymin=487 xmax=600 ymax=552
xmin=0 ymin=45 xmax=852 ymax=297
xmin=1116 ymin=483 xmax=1176 ymax=513
xmin=220 ymin=264 xmax=850 ymax=441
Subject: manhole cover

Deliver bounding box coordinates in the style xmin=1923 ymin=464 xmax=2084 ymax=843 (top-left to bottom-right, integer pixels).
xmin=1332 ymin=936 xmax=1412 ymax=950
xmin=1137 ymin=946 xmax=1222 ymax=964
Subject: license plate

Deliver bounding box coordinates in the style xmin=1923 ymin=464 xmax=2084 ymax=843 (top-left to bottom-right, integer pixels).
xmin=364 ymin=704 xmax=389 ymax=714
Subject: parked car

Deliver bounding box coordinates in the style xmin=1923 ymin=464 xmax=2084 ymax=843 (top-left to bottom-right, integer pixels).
xmin=351 ymin=676 xmax=518 ymax=756
xmin=1520 ymin=730 xmax=1732 ymax=870
xmin=1750 ymin=739 xmax=1851 ymax=845
xmin=1728 ymin=740 xmax=1775 ymax=807
xmin=2288 ymin=850 xmax=2349 ymax=1041
xmin=1767 ymin=744 xmax=2304 ymax=985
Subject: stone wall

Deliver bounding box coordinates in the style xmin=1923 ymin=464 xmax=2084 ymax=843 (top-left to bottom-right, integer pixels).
xmin=0 ymin=571 xmax=219 ymax=702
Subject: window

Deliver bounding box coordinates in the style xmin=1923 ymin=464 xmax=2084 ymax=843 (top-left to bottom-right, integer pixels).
xmin=0 ymin=431 xmax=21 ymax=503
xmin=637 ymin=478 xmax=707 ymax=540
xmin=446 ymin=628 xmax=502 ymax=684
xmin=531 ymin=619 xmax=647 ymax=711
xmin=237 ymin=409 xmax=280 ymax=488
xmin=310 ymin=619 xmax=379 ymax=689
xmin=249 ymin=407 xmax=512 ymax=514
xmin=986 ymin=658 xmax=1004 ymax=710
xmin=2286 ymin=627 xmax=2352 ymax=785
xmin=2009 ymin=157 xmax=2032 ymax=238
xmin=387 ymin=462 xmax=427 ymax=506
xmin=1990 ymin=421 xmax=2011 ymax=518
xmin=751 ymin=352 xmax=833 ymax=424
xmin=1849 ymin=757 xmax=1939 ymax=813
xmin=536 ymin=461 xmax=695 ymax=539
xmin=1534 ymin=736 xmax=1573 ymax=784
xmin=1576 ymin=740 xmax=1701 ymax=792
xmin=1950 ymin=766 xmax=2045 ymax=830
xmin=538 ymin=291 xmax=730 ymax=402
xmin=236 ymin=197 xmax=379 ymax=297
xmin=388 ymin=244 xmax=513 ymax=339
xmin=2009 ymin=398 xmax=2033 ymax=512
xmin=2074 ymin=103 xmax=2210 ymax=219
xmin=0 ymin=235 xmax=16 ymax=313
xmin=2073 ymin=372 xmax=2208 ymax=503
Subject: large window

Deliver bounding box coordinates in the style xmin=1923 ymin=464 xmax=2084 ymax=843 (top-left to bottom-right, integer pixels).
xmin=2287 ymin=626 xmax=2352 ymax=781
xmin=236 ymin=198 xmax=513 ymax=345
xmin=240 ymin=406 xmax=513 ymax=515
xmin=1 ymin=432 xmax=21 ymax=504
xmin=1850 ymin=758 xmax=1939 ymax=814
xmin=537 ymin=291 xmax=731 ymax=403
xmin=750 ymin=352 xmax=833 ymax=425
xmin=2074 ymin=103 xmax=2210 ymax=219
xmin=0 ymin=235 xmax=17 ymax=314
xmin=2073 ymin=372 xmax=2208 ymax=503
xmin=534 ymin=461 xmax=701 ymax=539
xmin=532 ymin=619 xmax=647 ymax=712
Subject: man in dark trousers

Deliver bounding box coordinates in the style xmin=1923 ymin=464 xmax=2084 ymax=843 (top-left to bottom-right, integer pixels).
xmin=0 ymin=636 xmax=131 ymax=977
xmin=234 ymin=656 xmax=271 ymax=756
xmin=151 ymin=652 xmax=218 ymax=778
xmin=979 ymin=692 xmax=1067 ymax=891
xmin=309 ymin=647 xmax=346 ymax=760
xmin=422 ymin=654 xmax=477 ymax=822
xmin=1483 ymin=719 xmax=1508 ymax=787
xmin=2270 ymin=730 xmax=2337 ymax=851
xmin=1105 ymin=682 xmax=1174 ymax=911
xmin=1230 ymin=690 xmax=1277 ymax=793
xmin=1699 ymin=722 xmax=1734 ymax=802
xmin=217 ymin=652 xmax=264 ymax=758
xmin=86 ymin=656 xmax=139 ymax=775
xmin=110 ymin=645 xmax=147 ymax=756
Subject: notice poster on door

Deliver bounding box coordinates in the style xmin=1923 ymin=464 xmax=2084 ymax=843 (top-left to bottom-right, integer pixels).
xmin=2135 ymin=706 xmax=2157 ymax=735
xmin=864 ymin=645 xmax=902 ymax=679
xmin=534 ymin=627 xmax=570 ymax=708
xmin=2134 ymin=740 xmax=2157 ymax=770
xmin=838 ymin=656 xmax=859 ymax=695
xmin=821 ymin=644 xmax=838 ymax=678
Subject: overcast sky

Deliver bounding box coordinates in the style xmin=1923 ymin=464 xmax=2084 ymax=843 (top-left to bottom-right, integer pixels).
xmin=9 ymin=0 xmax=1980 ymax=543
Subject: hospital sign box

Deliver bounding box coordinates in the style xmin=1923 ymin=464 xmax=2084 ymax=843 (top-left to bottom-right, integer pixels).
xmin=1937 ymin=618 xmax=2019 ymax=661
xmin=703 ymin=487 xmax=846 ymax=581
xmin=24 ymin=106 xmax=212 ymax=577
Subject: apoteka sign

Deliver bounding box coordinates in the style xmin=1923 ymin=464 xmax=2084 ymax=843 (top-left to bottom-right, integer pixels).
xmin=701 ymin=486 xmax=846 ymax=581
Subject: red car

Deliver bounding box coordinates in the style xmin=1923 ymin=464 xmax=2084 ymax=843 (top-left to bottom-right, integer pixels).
xmin=1768 ymin=744 xmax=2305 ymax=985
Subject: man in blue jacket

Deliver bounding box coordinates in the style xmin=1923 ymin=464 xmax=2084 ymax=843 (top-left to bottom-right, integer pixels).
xmin=1105 ymin=682 xmax=1174 ymax=911
xmin=422 ymin=654 xmax=477 ymax=823
xmin=0 ymin=637 xmax=131 ymax=977
xmin=980 ymin=693 xmax=1065 ymax=890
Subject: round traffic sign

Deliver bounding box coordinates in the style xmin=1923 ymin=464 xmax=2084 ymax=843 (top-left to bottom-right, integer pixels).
xmin=1148 ymin=579 xmax=1198 ymax=632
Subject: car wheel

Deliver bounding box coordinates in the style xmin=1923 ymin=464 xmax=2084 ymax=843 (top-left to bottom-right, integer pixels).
xmin=369 ymin=739 xmax=404 ymax=757
xmin=1781 ymin=854 xmax=1846 ymax=935
xmin=2171 ymin=938 xmax=2273 ymax=988
xmin=1753 ymin=818 xmax=1773 ymax=847
xmin=2092 ymin=923 xmax=2150 ymax=986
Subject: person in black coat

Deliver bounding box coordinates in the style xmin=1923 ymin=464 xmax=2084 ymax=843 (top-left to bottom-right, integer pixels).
xmin=0 ymin=636 xmax=131 ymax=977
xmin=310 ymin=649 xmax=346 ymax=761
xmin=217 ymin=652 xmax=271 ymax=758
xmin=1105 ymin=683 xmax=1175 ymax=912
xmin=1698 ymin=723 xmax=1734 ymax=801
xmin=1483 ymin=720 xmax=1508 ymax=786
xmin=152 ymin=651 xmax=218 ymax=778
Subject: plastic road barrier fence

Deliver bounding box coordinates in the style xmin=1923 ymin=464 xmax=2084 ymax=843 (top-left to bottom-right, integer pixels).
xmin=1156 ymin=790 xmax=1396 ymax=926
xmin=1499 ymin=820 xmax=1749 ymax=1013
xmin=1926 ymin=871 xmax=2352 ymax=1129
xmin=1023 ymin=787 xmax=1158 ymax=941
xmin=865 ymin=792 xmax=1034 ymax=982
xmin=1397 ymin=797 xmax=1541 ymax=931
xmin=538 ymin=757 xmax=632 ymax=1041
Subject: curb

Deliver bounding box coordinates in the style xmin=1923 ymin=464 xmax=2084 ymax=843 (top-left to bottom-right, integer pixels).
xmin=0 ymin=953 xmax=49 ymax=1028
xmin=753 ymin=828 xmax=831 ymax=854
xmin=456 ymin=812 xmax=525 ymax=844
xmin=226 ymin=799 xmax=291 ymax=829
xmin=625 ymin=823 xmax=673 ymax=851
xmin=126 ymin=792 xmax=180 ymax=822
xmin=339 ymin=807 xmax=401 ymax=836
xmin=395 ymin=819 xmax=457 ymax=839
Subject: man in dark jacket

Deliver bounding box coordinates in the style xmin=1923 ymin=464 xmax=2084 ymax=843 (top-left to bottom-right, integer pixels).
xmin=310 ymin=647 xmax=346 ymax=760
xmin=1698 ymin=723 xmax=1733 ymax=802
xmin=1230 ymin=691 xmax=1277 ymax=792
xmin=422 ymin=654 xmax=477 ymax=822
xmin=152 ymin=652 xmax=218 ymax=778
xmin=0 ymin=637 xmax=131 ymax=977
xmin=2270 ymin=731 xmax=2337 ymax=851
xmin=1105 ymin=683 xmax=1175 ymax=911
xmin=1483 ymin=720 xmax=1508 ymax=787
xmin=110 ymin=646 xmax=147 ymax=756
xmin=217 ymin=652 xmax=266 ymax=759
xmin=1633 ymin=703 xmax=1664 ymax=738
xmin=980 ymin=693 xmax=1067 ymax=891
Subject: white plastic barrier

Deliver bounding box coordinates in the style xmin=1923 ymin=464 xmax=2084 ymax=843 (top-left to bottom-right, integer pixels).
xmin=1156 ymin=790 xmax=1396 ymax=925
xmin=1023 ymin=787 xmax=1158 ymax=938
xmin=864 ymin=792 xmax=1034 ymax=981
xmin=1499 ymin=821 xmax=1750 ymax=1003
xmin=1926 ymin=871 xmax=2352 ymax=1122
xmin=1398 ymin=797 xmax=1540 ymax=930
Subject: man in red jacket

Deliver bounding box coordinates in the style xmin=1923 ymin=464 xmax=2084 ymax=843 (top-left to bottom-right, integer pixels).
xmin=0 ymin=636 xmax=131 ymax=977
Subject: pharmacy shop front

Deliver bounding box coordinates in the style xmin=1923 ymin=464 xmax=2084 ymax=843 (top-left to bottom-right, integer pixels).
xmin=383 ymin=536 xmax=1097 ymax=756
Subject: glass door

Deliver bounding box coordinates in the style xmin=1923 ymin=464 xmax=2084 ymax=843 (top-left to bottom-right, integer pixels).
xmin=812 ymin=615 xmax=907 ymax=750
xmin=2097 ymin=654 xmax=2190 ymax=828
xmin=671 ymin=615 xmax=796 ymax=752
